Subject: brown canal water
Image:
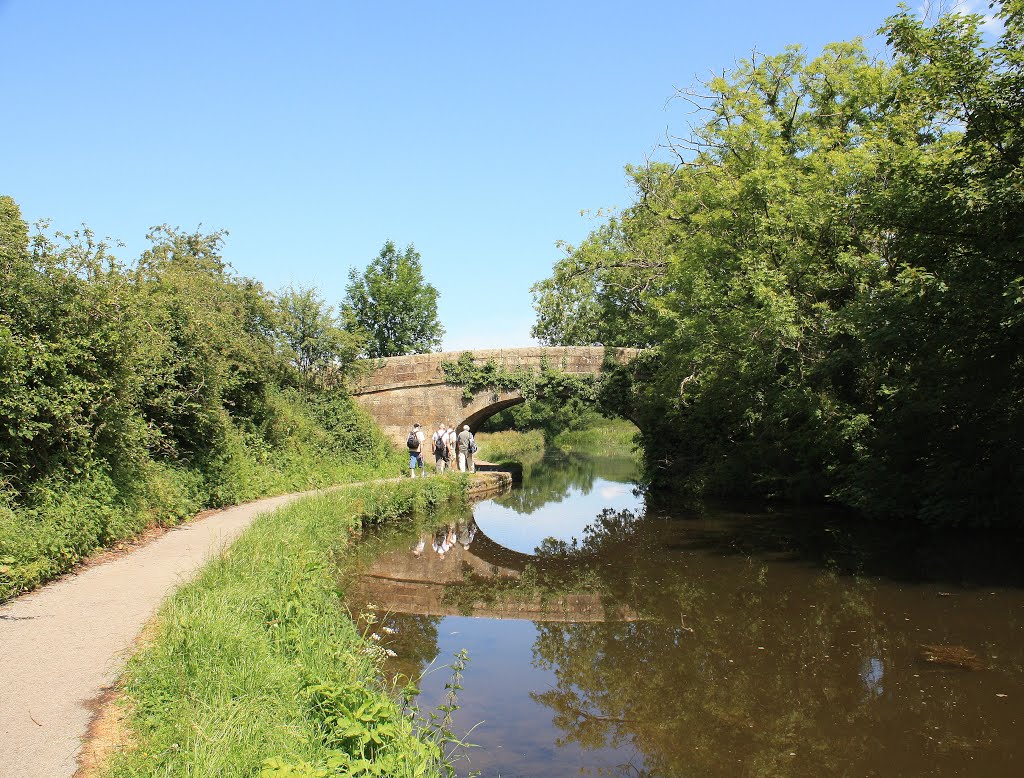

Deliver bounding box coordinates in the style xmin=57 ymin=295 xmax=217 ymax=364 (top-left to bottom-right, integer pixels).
xmin=339 ymin=453 xmax=1024 ymax=777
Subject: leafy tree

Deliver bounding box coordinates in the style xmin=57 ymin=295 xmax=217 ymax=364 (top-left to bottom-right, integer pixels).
xmin=531 ymin=216 xmax=671 ymax=349
xmin=343 ymin=241 xmax=443 ymax=358
xmin=277 ymin=285 xmax=363 ymax=385
xmin=532 ymin=1 xmax=1024 ymax=525
xmin=0 ymin=197 xmax=400 ymax=599
xmin=845 ymin=2 xmax=1024 ymax=522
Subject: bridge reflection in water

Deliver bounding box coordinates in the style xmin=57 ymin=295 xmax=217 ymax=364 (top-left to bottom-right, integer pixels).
xmin=346 ymin=519 xmax=640 ymax=623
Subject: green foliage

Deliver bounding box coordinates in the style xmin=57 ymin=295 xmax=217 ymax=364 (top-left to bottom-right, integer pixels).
xmin=0 ymin=386 xmax=395 ymax=600
xmin=0 ymin=199 xmax=398 ymax=600
xmin=440 ymin=351 xmax=544 ymax=401
xmin=476 ymin=420 xmax=638 ymax=472
xmin=343 ymin=241 xmax=443 ymax=358
xmin=531 ymin=221 xmax=669 ymax=349
xmin=532 ymin=1 xmax=1024 ymax=525
xmin=104 ymin=480 xmax=472 ymax=777
xmin=133 ymin=225 xmax=284 ymax=461
xmin=440 ymin=351 xmax=602 ymax=440
xmin=0 ymin=198 xmax=148 ymax=488
xmin=479 ymin=396 xmax=600 ymax=440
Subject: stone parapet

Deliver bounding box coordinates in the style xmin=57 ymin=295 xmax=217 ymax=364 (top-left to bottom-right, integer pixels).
xmin=353 ymin=346 xmax=640 ymax=395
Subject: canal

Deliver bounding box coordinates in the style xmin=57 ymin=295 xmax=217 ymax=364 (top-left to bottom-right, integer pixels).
xmin=339 ymin=452 xmax=1024 ymax=776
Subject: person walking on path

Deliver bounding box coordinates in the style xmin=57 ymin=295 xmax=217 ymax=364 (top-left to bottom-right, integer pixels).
xmin=445 ymin=425 xmax=457 ymax=470
xmin=407 ymin=423 xmax=426 ymax=477
xmin=432 ymin=424 xmax=449 ymax=473
xmin=457 ymin=425 xmax=477 ymax=473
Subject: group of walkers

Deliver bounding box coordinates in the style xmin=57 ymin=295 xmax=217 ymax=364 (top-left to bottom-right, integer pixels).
xmin=407 ymin=422 xmax=477 ymax=477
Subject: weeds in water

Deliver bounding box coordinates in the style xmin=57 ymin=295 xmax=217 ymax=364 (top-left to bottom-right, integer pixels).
xmin=260 ymin=650 xmax=479 ymax=778
xmin=410 ymin=649 xmax=480 ymax=778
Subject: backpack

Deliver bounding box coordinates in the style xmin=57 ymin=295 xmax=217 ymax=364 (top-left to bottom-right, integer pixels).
xmin=469 ymin=436 xmax=479 ymax=455
xmin=407 ymin=431 xmax=419 ymax=451
xmin=433 ymin=433 xmax=446 ymax=457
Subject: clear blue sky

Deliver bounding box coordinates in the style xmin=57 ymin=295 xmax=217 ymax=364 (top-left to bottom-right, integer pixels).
xmin=3 ymin=0 xmax=913 ymax=350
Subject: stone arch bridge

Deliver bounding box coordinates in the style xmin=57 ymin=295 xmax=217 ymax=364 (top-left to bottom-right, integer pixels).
xmin=351 ymin=346 xmax=639 ymax=446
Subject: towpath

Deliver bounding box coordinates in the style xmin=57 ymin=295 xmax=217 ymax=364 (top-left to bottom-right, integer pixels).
xmin=0 ymin=473 xmax=508 ymax=778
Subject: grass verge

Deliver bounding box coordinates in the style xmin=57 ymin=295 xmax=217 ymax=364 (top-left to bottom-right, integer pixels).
xmin=101 ymin=476 xmax=472 ymax=778
xmin=474 ymin=429 xmax=544 ymax=464
xmin=476 ymin=418 xmax=640 ymax=465
xmin=551 ymin=417 xmax=639 ymax=458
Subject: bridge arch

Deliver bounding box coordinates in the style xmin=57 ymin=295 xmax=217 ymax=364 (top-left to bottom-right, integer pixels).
xmin=351 ymin=346 xmax=639 ymax=446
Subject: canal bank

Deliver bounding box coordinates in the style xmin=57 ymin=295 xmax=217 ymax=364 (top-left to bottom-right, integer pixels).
xmin=0 ymin=472 xmax=510 ymax=778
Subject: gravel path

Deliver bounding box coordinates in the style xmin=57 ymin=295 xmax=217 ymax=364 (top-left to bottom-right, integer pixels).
xmin=0 ymin=489 xmax=334 ymax=778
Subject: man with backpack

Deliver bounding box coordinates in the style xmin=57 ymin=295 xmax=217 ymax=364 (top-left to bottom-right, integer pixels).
xmin=407 ymin=423 xmax=426 ymax=477
xmin=457 ymin=424 xmax=477 ymax=473
xmin=432 ymin=424 xmax=449 ymax=473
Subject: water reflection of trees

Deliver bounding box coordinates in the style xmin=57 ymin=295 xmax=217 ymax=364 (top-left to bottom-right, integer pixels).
xmin=642 ymin=494 xmax=1024 ymax=588
xmin=376 ymin=613 xmax=442 ymax=687
xmin=526 ymin=507 xmax=1023 ymax=776
xmin=494 ymin=453 xmax=640 ymax=515
xmin=530 ymin=597 xmax=886 ymax=776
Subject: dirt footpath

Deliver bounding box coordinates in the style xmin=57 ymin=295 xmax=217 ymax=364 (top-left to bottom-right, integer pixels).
xmin=0 ymin=492 xmax=302 ymax=778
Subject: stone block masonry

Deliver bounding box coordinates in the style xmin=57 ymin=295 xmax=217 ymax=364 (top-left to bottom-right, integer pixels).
xmin=351 ymin=346 xmax=640 ymax=446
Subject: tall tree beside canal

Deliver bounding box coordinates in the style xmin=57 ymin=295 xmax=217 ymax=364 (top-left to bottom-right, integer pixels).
xmin=277 ymin=285 xmax=363 ymax=385
xmin=532 ymin=1 xmax=1024 ymax=525
xmin=343 ymin=240 xmax=444 ymax=358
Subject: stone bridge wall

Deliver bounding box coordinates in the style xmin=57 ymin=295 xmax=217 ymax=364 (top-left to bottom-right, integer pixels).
xmin=351 ymin=346 xmax=639 ymax=446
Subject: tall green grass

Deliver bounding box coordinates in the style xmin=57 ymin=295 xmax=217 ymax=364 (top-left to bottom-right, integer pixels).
xmin=475 ymin=418 xmax=640 ymax=466
xmin=552 ymin=417 xmax=639 ymax=458
xmin=104 ymin=477 xmax=472 ymax=778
